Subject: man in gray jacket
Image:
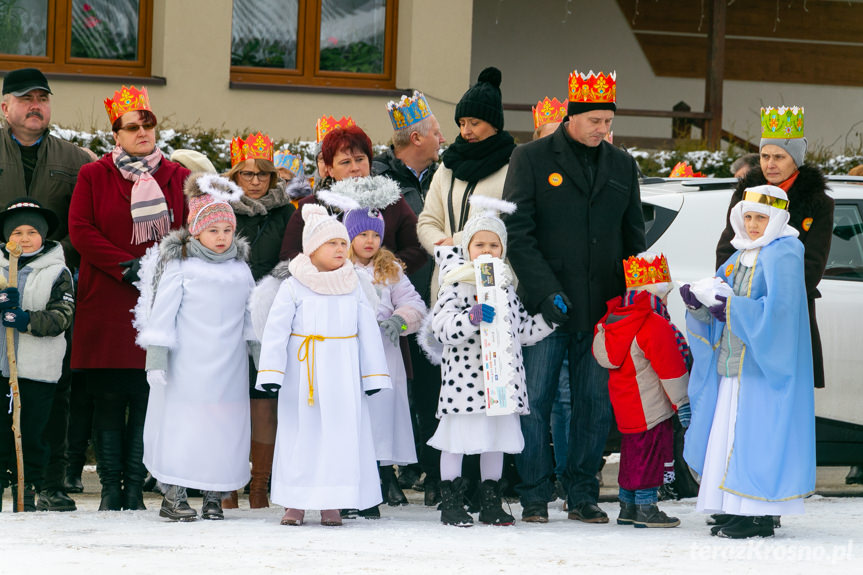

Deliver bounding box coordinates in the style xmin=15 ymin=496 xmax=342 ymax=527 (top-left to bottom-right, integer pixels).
xmin=1 ymin=68 xmax=92 ymax=512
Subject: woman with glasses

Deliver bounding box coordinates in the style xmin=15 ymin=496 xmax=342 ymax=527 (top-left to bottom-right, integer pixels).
xmin=68 ymin=86 xmax=189 ymax=512
xmin=218 ymin=133 xmax=301 ymax=510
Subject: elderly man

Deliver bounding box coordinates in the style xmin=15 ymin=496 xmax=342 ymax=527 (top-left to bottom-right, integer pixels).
xmin=372 ymin=91 xmax=446 ymax=505
xmin=503 ymin=70 xmax=645 ymax=524
xmin=1 ymin=68 xmax=91 ymax=512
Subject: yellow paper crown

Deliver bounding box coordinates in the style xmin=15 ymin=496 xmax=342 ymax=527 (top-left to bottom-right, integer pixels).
xmin=568 ymin=70 xmax=616 ymax=103
xmin=623 ymin=254 xmax=671 ymax=289
xmin=316 ymin=115 xmax=355 ymax=143
xmin=387 ymin=91 xmax=432 ymax=130
xmin=230 ymin=132 xmax=274 ymax=167
xmin=761 ymin=106 xmax=804 ymax=140
xmin=532 ymin=97 xmax=568 ymax=130
xmin=104 ymin=86 xmax=151 ymax=124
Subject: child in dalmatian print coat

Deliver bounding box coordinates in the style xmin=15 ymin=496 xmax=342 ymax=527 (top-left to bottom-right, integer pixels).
xmin=427 ymin=196 xmax=554 ymax=527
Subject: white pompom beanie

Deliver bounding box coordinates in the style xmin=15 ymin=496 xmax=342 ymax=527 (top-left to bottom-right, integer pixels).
xmin=301 ymin=203 xmax=349 ymax=255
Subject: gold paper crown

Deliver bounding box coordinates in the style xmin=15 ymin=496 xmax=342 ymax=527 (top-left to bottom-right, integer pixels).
xmin=568 ymin=70 xmax=616 ymax=103
xmin=387 ymin=91 xmax=432 ymax=130
xmin=316 ymin=115 xmax=355 ymax=143
xmin=532 ymin=97 xmax=568 ymax=130
xmin=104 ymin=86 xmax=151 ymax=124
xmin=761 ymin=106 xmax=804 ymax=140
xmin=669 ymin=161 xmax=705 ymax=178
xmin=230 ymin=132 xmax=274 ymax=167
xmin=623 ymin=254 xmax=671 ymax=289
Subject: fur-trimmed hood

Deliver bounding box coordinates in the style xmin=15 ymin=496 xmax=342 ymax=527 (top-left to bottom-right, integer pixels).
xmin=230 ymin=179 xmax=294 ymax=217
xmin=734 ymin=164 xmax=830 ymax=222
xmin=158 ymin=227 xmax=250 ymax=264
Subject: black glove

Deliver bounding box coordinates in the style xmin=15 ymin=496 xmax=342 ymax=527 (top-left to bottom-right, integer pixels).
xmin=540 ymin=292 xmax=571 ymax=325
xmin=0 ymin=287 xmax=20 ymax=310
xmin=679 ymin=284 xmax=702 ymax=310
xmin=365 ymin=389 xmax=381 ymax=396
xmin=119 ymin=259 xmax=141 ymax=284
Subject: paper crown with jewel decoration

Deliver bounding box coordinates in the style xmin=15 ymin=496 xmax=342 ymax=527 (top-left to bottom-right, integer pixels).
xmin=761 ymin=106 xmax=804 ymax=140
xmin=387 ymin=90 xmax=432 ymax=131
xmin=316 ymin=115 xmax=355 ymax=143
xmin=533 ymin=97 xmax=568 ymax=130
xmin=274 ymin=151 xmax=303 ymax=177
xmin=104 ymin=86 xmax=151 ymax=124
xmin=230 ymin=132 xmax=274 ymax=167
xmin=669 ymin=161 xmax=705 ymax=178
xmin=623 ymin=253 xmax=671 ymax=289
xmin=568 ymin=70 xmax=616 ymax=104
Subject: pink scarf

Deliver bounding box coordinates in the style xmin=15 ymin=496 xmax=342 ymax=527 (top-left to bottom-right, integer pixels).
xmin=112 ymin=145 xmax=171 ymax=244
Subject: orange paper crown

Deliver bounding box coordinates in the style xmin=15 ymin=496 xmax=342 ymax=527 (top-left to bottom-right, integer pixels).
xmin=669 ymin=161 xmax=705 ymax=178
xmin=568 ymin=70 xmax=616 ymax=104
xmin=316 ymin=115 xmax=355 ymax=143
xmin=623 ymin=254 xmax=671 ymax=289
xmin=104 ymin=86 xmax=151 ymax=124
xmin=532 ymin=97 xmax=568 ymax=130
xmin=230 ymin=132 xmax=274 ymax=167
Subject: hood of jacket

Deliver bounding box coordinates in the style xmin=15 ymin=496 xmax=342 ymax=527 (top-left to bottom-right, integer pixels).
xmin=158 ymin=227 xmax=250 ymax=264
xmin=596 ymin=291 xmax=653 ymax=368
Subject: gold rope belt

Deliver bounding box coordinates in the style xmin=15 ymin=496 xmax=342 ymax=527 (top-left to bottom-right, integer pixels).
xmin=293 ymin=332 xmax=357 ymax=406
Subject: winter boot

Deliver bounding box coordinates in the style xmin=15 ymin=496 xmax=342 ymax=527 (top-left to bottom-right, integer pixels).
xmin=717 ymin=515 xmax=775 ymax=539
xmin=281 ymin=508 xmax=305 ymax=526
xmin=521 ymin=501 xmax=549 ymax=523
xmin=95 ymin=430 xmax=124 ymax=511
xmin=222 ymin=490 xmax=239 ymax=509
xmin=707 ymin=513 xmax=734 ymax=526
xmin=711 ymin=514 xmax=743 ymax=535
xmin=380 ymin=465 xmax=408 ymax=506
xmin=201 ymin=491 xmax=224 ymax=520
xmin=122 ymin=425 xmax=147 ymax=511
xmin=358 ymin=505 xmax=381 ymax=519
xmin=249 ymin=440 xmax=274 ymax=509
xmin=320 ymin=509 xmax=342 ymax=526
xmin=11 ymin=484 xmax=37 ymax=512
xmin=846 ymin=465 xmax=863 ymax=485
xmin=159 ymin=484 xmax=197 ymax=522
xmin=478 ymin=479 xmax=514 ymax=526
xmin=439 ymin=478 xmax=473 ymax=527
xmin=397 ymin=465 xmax=421 ymax=491
xmin=64 ymin=430 xmax=89 ymax=495
xmin=617 ymin=501 xmax=637 ymax=525
xmin=340 ymin=508 xmax=359 ymax=519
xmin=37 ymin=489 xmax=77 ymax=512
xmin=423 ymin=476 xmax=441 ymax=507
xmin=632 ymin=504 xmax=680 ymax=528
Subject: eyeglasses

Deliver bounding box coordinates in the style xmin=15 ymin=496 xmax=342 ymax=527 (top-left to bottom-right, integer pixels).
xmin=238 ymin=171 xmax=270 ymax=182
xmin=118 ymin=122 xmax=156 ymax=133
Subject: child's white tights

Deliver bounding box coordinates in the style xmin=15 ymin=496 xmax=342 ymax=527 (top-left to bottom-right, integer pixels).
xmin=440 ymin=451 xmax=503 ymax=482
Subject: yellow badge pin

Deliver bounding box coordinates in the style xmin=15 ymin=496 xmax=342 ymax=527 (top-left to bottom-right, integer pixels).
xmin=548 ymin=173 xmax=563 ymax=187
xmin=802 ymin=217 xmax=813 ymax=231
xmin=725 ymin=263 xmax=734 ymax=277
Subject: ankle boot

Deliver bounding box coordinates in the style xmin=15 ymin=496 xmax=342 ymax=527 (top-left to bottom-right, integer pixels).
xmin=201 ymin=491 xmax=224 ymax=520
xmin=477 ymin=480 xmax=514 ymax=526
xmin=249 ymin=440 xmax=274 ymax=509
xmin=11 ymin=484 xmax=37 ymax=512
xmin=439 ymin=478 xmax=473 ymax=527
xmin=423 ymin=476 xmax=441 ymax=507
xmin=159 ymin=484 xmax=197 ymax=521
xmin=122 ymin=425 xmax=147 ymax=511
xmin=633 ymin=503 xmax=680 ymax=528
xmin=95 ymin=430 xmax=124 ymax=511
xmin=717 ymin=515 xmax=775 ymax=539
xmin=380 ymin=465 xmax=408 ymax=506
xmin=222 ymin=490 xmax=239 ymax=509
xmin=617 ymin=501 xmax=637 ymax=525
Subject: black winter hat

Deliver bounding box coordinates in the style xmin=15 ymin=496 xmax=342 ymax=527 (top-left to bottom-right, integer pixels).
xmin=454 ymin=67 xmax=504 ymax=131
xmin=0 ymin=198 xmax=59 ymax=242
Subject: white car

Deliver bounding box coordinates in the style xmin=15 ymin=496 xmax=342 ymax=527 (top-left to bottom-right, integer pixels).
xmin=641 ymin=175 xmax=863 ymax=464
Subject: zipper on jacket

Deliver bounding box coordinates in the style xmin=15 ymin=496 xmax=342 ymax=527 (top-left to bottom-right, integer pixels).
xmin=49 ymin=169 xmax=76 ymax=178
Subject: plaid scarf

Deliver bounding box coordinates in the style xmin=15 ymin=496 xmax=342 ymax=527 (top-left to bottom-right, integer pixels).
xmin=112 ymin=145 xmax=170 ymax=245
xmin=624 ymin=290 xmax=692 ymax=372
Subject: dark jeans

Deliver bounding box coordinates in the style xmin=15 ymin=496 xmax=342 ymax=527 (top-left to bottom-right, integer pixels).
xmin=515 ymin=331 xmax=611 ymax=507
xmin=407 ymin=334 xmax=441 ymax=481
xmin=0 ymin=377 xmax=56 ymax=489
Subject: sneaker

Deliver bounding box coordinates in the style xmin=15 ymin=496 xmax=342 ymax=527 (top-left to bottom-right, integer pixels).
xmin=617 ymin=502 xmax=637 ymax=525
xmin=521 ymin=501 xmax=549 ymax=523
xmin=716 ymin=515 xmax=774 ymax=539
xmin=568 ymin=501 xmax=609 ymax=524
xmin=632 ymin=503 xmax=679 ymax=528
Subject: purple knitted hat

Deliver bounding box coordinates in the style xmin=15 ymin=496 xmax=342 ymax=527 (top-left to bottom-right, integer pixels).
xmin=344 ymin=208 xmax=384 ymax=241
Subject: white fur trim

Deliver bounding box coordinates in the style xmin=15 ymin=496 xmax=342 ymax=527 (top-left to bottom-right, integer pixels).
xmin=317 ymin=189 xmax=361 ymax=212
xmin=417 ymin=311 xmax=443 ymax=366
xmin=328 ymin=175 xmax=401 ymax=210
xmin=195 ymin=173 xmax=245 ymax=203
xmin=468 ymin=195 xmax=516 ymax=216
xmin=132 ymin=244 xmax=161 ymax=349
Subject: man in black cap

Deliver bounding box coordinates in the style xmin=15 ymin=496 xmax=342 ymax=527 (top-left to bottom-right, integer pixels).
xmin=1 ymin=67 xmax=92 ymax=512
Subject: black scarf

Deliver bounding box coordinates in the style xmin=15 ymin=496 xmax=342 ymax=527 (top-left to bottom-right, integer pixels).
xmin=441 ymin=131 xmax=515 ymax=183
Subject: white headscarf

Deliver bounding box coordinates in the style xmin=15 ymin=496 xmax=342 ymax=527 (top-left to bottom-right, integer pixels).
xmin=730 ymin=184 xmax=798 ymax=264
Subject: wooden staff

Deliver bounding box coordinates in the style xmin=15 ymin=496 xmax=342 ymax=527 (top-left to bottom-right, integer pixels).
xmin=5 ymin=240 xmax=24 ymax=511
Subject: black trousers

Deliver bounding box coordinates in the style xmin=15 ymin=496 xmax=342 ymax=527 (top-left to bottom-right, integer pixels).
xmin=407 ymin=335 xmax=442 ymax=480
xmin=0 ymin=377 xmax=56 ymax=489
xmin=65 ymin=370 xmax=94 ymax=475
xmin=86 ymin=369 xmax=149 ymax=434
xmin=40 ymin=329 xmax=73 ymax=491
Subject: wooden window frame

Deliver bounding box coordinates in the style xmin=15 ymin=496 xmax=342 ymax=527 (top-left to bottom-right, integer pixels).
xmin=0 ymin=0 xmax=153 ymax=77
xmin=230 ymin=0 xmax=398 ymax=91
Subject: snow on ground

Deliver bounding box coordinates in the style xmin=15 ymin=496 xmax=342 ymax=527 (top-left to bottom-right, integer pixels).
xmin=2 ymin=487 xmax=861 ymax=575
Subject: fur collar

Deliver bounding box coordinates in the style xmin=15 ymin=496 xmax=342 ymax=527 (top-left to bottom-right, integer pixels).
xmin=268 ymin=259 xmax=292 ymax=280
xmin=230 ymin=180 xmax=293 ymax=217
xmin=158 ymin=228 xmax=250 ymax=264
xmin=734 ymin=164 xmax=830 ymax=219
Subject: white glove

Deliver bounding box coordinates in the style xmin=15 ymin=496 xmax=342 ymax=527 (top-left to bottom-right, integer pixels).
xmin=147 ymin=370 xmax=168 ymax=387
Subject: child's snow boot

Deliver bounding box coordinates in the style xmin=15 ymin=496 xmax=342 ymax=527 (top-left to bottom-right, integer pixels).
xmin=716 ymin=515 xmax=774 ymax=539
xmin=617 ymin=501 xmax=637 ymax=525
xmin=439 ymin=478 xmax=473 ymax=527
xmin=201 ymin=491 xmax=224 ymax=520
xmin=159 ymin=484 xmax=197 ymax=522
xmin=632 ymin=503 xmax=679 ymax=528
xmin=477 ymin=479 xmax=514 ymax=526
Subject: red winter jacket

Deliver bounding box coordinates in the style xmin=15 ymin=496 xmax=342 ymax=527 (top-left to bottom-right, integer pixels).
xmin=69 ymin=155 xmax=189 ymax=370
xmin=592 ymin=291 xmax=689 ymax=434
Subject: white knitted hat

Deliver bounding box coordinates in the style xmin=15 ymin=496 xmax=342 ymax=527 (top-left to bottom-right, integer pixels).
xmin=460 ymin=195 xmax=516 ymax=261
xmin=301 ymin=203 xmax=349 ymax=256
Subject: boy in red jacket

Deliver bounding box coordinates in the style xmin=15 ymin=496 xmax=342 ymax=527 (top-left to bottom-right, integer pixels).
xmin=592 ymin=252 xmax=690 ymax=528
